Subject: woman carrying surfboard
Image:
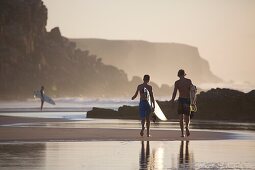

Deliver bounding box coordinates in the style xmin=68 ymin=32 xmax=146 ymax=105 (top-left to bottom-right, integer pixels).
xmin=132 ymin=75 xmax=155 ymax=137
xmin=170 ymin=69 xmax=193 ymax=137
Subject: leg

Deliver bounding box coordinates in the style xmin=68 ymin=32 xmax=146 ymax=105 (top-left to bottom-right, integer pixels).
xmin=179 ymin=114 xmax=184 ymax=137
xmin=184 ymin=114 xmax=190 ymax=136
xmin=146 ymin=114 xmax=150 ymax=137
xmin=40 ymin=100 xmax=44 ymax=111
xmin=140 ymin=118 xmax=145 ymax=136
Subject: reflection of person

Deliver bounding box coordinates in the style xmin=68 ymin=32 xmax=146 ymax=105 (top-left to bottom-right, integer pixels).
xmin=132 ymin=75 xmax=155 ymax=137
xmin=40 ymin=86 xmax=45 ymax=111
xmin=139 ymin=141 xmax=150 ymax=169
xmin=170 ymin=69 xmax=193 ymax=137
xmin=178 ymin=140 xmax=190 ymax=168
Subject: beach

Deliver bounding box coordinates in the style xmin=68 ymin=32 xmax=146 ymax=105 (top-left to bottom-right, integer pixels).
xmin=0 ymin=115 xmax=253 ymax=142
xmin=0 ymin=115 xmax=255 ymax=169
xmin=0 ymin=101 xmax=255 ymax=169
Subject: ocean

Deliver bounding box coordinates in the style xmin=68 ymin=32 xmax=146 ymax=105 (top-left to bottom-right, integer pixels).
xmin=0 ymin=98 xmax=139 ymax=120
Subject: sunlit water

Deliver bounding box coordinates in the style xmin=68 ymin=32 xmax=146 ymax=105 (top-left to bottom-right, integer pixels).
xmin=0 ymin=140 xmax=254 ymax=170
xmin=0 ymin=98 xmax=139 ymax=109
xmin=0 ymin=98 xmax=139 ymax=120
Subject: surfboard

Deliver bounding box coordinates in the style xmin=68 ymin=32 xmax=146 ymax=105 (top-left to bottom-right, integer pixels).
xmin=190 ymin=85 xmax=197 ymax=113
xmin=34 ymin=90 xmax=56 ymax=105
xmin=144 ymin=87 xmax=167 ymax=121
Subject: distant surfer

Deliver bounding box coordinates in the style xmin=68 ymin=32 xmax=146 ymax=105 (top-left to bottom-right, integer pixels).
xmin=170 ymin=69 xmax=193 ymax=137
xmin=40 ymin=86 xmax=45 ymax=111
xmin=132 ymin=75 xmax=155 ymax=137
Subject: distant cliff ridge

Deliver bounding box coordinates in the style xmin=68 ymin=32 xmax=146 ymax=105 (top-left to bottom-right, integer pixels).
xmin=72 ymin=38 xmax=221 ymax=85
xmin=0 ymin=0 xmax=172 ymax=99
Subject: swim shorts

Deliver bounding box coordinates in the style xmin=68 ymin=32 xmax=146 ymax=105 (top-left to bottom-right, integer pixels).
xmin=177 ymin=98 xmax=191 ymax=116
xmin=139 ymin=100 xmax=151 ymax=119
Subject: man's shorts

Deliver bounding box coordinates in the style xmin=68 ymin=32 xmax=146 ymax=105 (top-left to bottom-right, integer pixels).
xmin=178 ymin=98 xmax=191 ymax=116
xmin=139 ymin=100 xmax=151 ymax=119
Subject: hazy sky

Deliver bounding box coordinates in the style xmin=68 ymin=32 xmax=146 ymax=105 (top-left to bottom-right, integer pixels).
xmin=43 ymin=0 xmax=255 ymax=84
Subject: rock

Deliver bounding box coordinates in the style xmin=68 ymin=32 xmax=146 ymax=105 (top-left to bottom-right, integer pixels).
xmin=48 ymin=27 xmax=62 ymax=43
xmin=87 ymin=106 xmax=139 ymax=120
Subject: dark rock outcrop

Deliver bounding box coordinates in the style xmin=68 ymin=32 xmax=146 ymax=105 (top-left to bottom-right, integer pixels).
xmin=0 ymin=0 xmax=172 ymax=100
xmin=87 ymin=106 xmax=139 ymax=119
xmin=71 ymin=38 xmax=222 ymax=85
xmin=87 ymin=88 xmax=255 ymax=122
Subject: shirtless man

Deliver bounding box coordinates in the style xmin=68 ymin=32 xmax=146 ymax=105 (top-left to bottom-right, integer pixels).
xmin=170 ymin=69 xmax=192 ymax=137
xmin=132 ymin=75 xmax=155 ymax=137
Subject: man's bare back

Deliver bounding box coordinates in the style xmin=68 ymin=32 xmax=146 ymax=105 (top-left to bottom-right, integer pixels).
xmin=170 ymin=69 xmax=193 ymax=137
xmin=175 ymin=78 xmax=192 ymax=99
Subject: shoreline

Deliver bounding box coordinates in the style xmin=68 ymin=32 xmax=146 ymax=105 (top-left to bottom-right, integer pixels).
xmin=0 ymin=115 xmax=70 ymax=126
xmin=0 ymin=115 xmax=253 ymax=142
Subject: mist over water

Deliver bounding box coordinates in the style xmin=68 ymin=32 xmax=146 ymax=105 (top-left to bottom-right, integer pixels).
xmin=199 ymin=81 xmax=255 ymax=93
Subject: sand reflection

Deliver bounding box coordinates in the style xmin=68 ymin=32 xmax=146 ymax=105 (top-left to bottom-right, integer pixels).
xmin=178 ymin=141 xmax=194 ymax=169
xmin=139 ymin=141 xmax=165 ymax=170
xmin=0 ymin=143 xmax=46 ymax=168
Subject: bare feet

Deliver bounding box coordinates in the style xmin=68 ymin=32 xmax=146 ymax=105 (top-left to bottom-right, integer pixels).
xmin=147 ymin=131 xmax=150 ymax=137
xmin=140 ymin=128 xmax=145 ymax=136
xmin=186 ymin=127 xmax=190 ymax=137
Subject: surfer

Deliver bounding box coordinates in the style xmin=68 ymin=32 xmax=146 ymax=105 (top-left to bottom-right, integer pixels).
xmin=170 ymin=69 xmax=193 ymax=137
xmin=40 ymin=86 xmax=45 ymax=111
xmin=132 ymin=75 xmax=155 ymax=137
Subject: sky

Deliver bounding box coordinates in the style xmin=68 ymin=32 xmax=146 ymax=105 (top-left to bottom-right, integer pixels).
xmin=43 ymin=0 xmax=255 ymax=85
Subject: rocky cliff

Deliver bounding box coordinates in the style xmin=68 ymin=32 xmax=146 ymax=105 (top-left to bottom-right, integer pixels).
xmin=0 ymin=0 xmax=172 ymax=100
xmin=72 ymin=38 xmax=221 ymax=85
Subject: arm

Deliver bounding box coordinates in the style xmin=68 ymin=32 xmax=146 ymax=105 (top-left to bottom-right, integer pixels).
xmin=170 ymin=81 xmax=177 ymax=102
xmin=189 ymin=79 xmax=193 ymax=91
xmin=131 ymin=86 xmax=139 ymax=100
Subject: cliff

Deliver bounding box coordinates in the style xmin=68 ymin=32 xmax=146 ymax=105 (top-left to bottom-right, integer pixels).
xmin=71 ymin=38 xmax=222 ymax=85
xmin=87 ymin=88 xmax=255 ymax=122
xmin=0 ymin=0 xmax=171 ymax=99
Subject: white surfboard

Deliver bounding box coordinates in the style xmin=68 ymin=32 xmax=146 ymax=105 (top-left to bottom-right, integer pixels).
xmin=190 ymin=85 xmax=197 ymax=112
xmin=144 ymin=88 xmax=167 ymax=121
xmin=34 ymin=90 xmax=56 ymax=105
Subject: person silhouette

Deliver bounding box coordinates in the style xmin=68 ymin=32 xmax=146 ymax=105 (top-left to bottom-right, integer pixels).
xmin=132 ymin=75 xmax=155 ymax=137
xmin=40 ymin=86 xmax=45 ymax=111
xmin=170 ymin=69 xmax=193 ymax=137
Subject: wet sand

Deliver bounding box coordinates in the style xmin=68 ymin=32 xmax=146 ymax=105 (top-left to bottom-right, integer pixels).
xmin=1 ymin=140 xmax=255 ymax=169
xmin=1 ymin=116 xmax=255 ymax=169
xmin=0 ymin=115 xmax=69 ymax=125
xmin=0 ymin=115 xmax=238 ymax=142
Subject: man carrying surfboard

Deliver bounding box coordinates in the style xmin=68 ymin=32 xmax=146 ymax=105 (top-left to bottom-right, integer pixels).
xmin=170 ymin=69 xmax=193 ymax=137
xmin=132 ymin=75 xmax=155 ymax=137
xmin=40 ymin=86 xmax=45 ymax=111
